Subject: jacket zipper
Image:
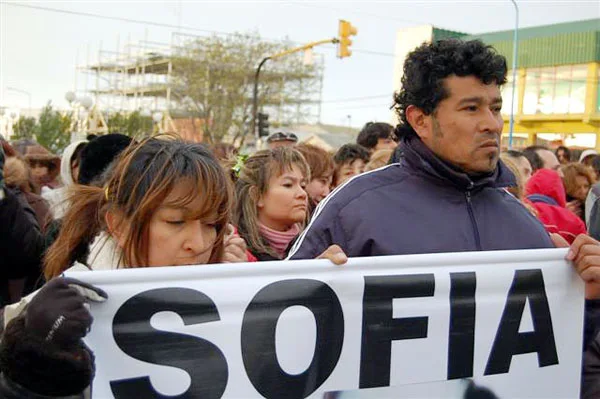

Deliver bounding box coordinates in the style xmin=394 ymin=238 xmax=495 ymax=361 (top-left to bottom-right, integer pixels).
xmin=465 ymin=184 xmax=482 ymax=250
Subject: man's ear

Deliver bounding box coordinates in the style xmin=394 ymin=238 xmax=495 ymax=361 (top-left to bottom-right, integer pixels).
xmin=105 ymin=211 xmax=126 ymax=249
xmin=405 ymin=105 xmax=432 ymax=141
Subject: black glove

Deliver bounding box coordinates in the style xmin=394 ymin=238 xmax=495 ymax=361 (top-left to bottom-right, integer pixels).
xmin=25 ymin=277 xmax=107 ymax=349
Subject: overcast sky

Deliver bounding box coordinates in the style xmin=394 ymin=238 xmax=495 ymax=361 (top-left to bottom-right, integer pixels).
xmin=1 ymin=1 xmax=599 ymax=128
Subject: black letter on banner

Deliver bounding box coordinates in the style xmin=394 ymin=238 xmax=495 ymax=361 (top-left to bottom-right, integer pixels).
xmin=241 ymin=279 xmax=343 ymax=399
xmin=484 ymin=269 xmax=558 ymax=375
xmin=359 ymin=274 xmax=435 ymax=389
xmin=447 ymin=272 xmax=477 ymax=380
xmin=110 ymin=288 xmax=228 ymax=399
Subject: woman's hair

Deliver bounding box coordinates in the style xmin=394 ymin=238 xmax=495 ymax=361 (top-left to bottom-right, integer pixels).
xmin=209 ymin=143 xmax=239 ymax=184
xmin=500 ymin=153 xmax=524 ymax=199
xmin=44 ymin=136 xmax=232 ymax=279
xmin=3 ymin=157 xmax=30 ymax=192
xmin=555 ymin=146 xmax=571 ymax=162
xmin=500 ymin=153 xmax=538 ymax=216
xmin=295 ymin=143 xmax=334 ymax=180
xmin=588 ymin=155 xmax=600 ymax=179
xmin=234 ymin=147 xmax=309 ymax=258
xmin=210 ymin=143 xmax=238 ymax=162
xmin=562 ymin=162 xmax=596 ymax=199
xmin=365 ymin=149 xmax=394 ymax=171
xmin=1 ymin=139 xmax=17 ymax=158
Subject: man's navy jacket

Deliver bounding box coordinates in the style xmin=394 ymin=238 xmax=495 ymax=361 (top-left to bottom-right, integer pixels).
xmin=288 ymin=135 xmax=554 ymax=260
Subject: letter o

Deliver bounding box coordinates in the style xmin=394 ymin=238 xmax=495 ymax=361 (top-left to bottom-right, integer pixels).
xmin=241 ymin=279 xmax=344 ymax=399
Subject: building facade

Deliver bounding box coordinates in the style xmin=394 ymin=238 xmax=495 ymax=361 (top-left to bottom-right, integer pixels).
xmin=393 ymin=19 xmax=600 ymax=149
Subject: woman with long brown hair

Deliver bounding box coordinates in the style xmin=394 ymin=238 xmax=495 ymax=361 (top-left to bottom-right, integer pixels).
xmin=0 ymin=136 xmax=248 ymax=398
xmin=563 ymin=162 xmax=596 ymax=222
xmin=235 ymin=147 xmax=310 ymax=260
xmin=44 ymin=136 xmax=235 ymax=276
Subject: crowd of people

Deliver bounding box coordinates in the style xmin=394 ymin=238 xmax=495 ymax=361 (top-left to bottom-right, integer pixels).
xmin=2 ymin=38 xmax=600 ymax=398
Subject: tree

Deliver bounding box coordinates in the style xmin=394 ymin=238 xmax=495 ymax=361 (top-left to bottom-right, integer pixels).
xmin=12 ymin=116 xmax=38 ymax=141
xmin=107 ymin=111 xmax=153 ymax=137
xmin=36 ymin=101 xmax=73 ymax=154
xmin=171 ymin=33 xmax=321 ymax=145
xmin=106 ymin=112 xmax=128 ymax=135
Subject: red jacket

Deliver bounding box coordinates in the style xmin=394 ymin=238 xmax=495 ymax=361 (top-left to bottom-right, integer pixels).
xmin=525 ymin=169 xmax=586 ymax=243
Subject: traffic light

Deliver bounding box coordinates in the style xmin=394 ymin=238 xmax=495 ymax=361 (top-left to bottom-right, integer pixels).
xmin=338 ymin=20 xmax=357 ymax=59
xmin=258 ymin=112 xmax=270 ymax=137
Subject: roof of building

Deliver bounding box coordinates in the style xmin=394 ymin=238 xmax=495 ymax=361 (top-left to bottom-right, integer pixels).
xmin=462 ymin=18 xmax=600 ymax=68
xmin=464 ymin=19 xmax=599 ymax=43
xmin=276 ymin=123 xmax=358 ymax=150
xmin=432 ymin=28 xmax=467 ymax=41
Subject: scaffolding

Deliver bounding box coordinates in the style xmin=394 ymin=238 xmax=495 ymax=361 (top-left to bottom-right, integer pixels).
xmin=76 ymin=34 xmax=176 ymax=135
xmin=78 ymin=31 xmax=325 ymax=141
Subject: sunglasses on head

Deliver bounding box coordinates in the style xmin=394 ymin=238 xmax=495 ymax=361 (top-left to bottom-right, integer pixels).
xmin=267 ymin=132 xmax=298 ymax=143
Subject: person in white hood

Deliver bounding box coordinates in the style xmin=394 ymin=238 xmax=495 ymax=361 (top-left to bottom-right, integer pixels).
xmin=42 ymin=140 xmax=87 ymax=219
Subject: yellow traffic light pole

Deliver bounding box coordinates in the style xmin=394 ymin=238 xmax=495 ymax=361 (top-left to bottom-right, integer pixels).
xmin=251 ymin=20 xmax=357 ymax=144
xmin=270 ymin=38 xmax=339 ymax=61
xmin=251 ymin=38 xmax=339 ymax=143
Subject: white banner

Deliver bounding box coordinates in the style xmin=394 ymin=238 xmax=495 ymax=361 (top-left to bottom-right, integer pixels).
xmin=67 ymin=248 xmax=584 ymax=399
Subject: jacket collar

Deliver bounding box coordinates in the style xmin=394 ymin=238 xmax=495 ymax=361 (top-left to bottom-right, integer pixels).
xmin=400 ymin=134 xmax=515 ymax=191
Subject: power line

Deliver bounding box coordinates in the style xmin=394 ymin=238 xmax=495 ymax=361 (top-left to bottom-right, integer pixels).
xmin=328 ymin=103 xmax=395 ymax=111
xmin=351 ymin=49 xmax=396 ymax=57
xmin=4 ymin=2 xmax=397 ymax=58
xmin=288 ymin=2 xmax=462 ymax=32
xmin=321 ymin=94 xmax=394 ymax=103
xmin=289 ymin=3 xmax=425 ymax=25
xmin=320 ymin=44 xmax=396 ymax=57
xmin=5 ymin=2 xmax=232 ymax=36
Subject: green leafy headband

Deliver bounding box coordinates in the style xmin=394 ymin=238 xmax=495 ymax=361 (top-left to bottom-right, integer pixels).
xmin=232 ymin=154 xmax=249 ymax=177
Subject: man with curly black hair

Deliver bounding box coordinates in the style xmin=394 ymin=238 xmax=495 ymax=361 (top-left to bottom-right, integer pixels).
xmin=289 ymin=39 xmax=600 ymax=265
xmin=392 ymin=39 xmax=506 ymax=174
xmin=288 ymin=38 xmax=600 ymax=398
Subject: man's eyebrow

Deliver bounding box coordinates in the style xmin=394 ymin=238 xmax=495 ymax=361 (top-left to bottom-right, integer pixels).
xmin=457 ymin=96 xmax=503 ymax=106
xmin=457 ymin=97 xmax=484 ymax=106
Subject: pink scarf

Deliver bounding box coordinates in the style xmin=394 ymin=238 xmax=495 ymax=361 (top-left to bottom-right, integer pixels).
xmin=259 ymin=222 xmax=301 ymax=259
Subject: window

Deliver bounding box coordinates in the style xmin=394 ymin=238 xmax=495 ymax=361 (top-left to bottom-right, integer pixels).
xmin=596 ymin=65 xmax=600 ymax=113
xmin=522 ymin=65 xmax=588 ymax=115
xmin=501 ymin=71 xmax=519 ymax=116
xmin=570 ymin=65 xmax=587 ymax=113
xmin=523 ymin=69 xmax=540 ymax=115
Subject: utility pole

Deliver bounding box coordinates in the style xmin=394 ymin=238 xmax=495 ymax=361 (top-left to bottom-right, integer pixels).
xmin=508 ymin=0 xmax=519 ymax=149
